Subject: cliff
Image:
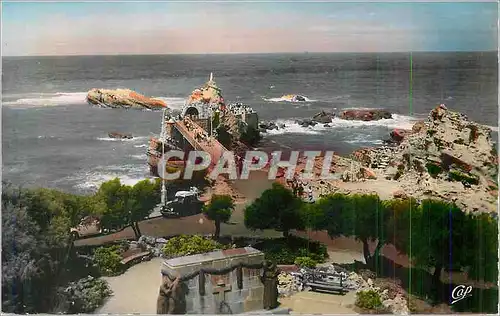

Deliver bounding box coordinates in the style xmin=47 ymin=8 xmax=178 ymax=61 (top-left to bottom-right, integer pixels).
xmin=87 ymin=89 xmax=167 ymax=109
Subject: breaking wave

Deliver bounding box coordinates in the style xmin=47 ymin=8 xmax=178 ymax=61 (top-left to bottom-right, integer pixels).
xmin=3 ymin=92 xmax=88 ymax=107
xmin=73 ymin=164 xmax=153 ymax=191
xmin=96 ymin=136 xmax=148 ymax=142
xmin=263 ymin=114 xmax=417 ymax=136
xmin=263 ymin=96 xmax=317 ymax=103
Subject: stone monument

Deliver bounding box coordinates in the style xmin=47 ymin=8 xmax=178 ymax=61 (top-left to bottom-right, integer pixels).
xmin=159 ymin=247 xmax=273 ymax=314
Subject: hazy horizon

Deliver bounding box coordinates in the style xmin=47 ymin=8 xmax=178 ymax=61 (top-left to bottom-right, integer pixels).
xmin=3 ymin=50 xmax=497 ymax=58
xmin=3 ymin=1 xmax=497 ymax=56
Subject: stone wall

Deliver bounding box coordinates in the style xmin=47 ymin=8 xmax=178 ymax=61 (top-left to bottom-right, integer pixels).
xmin=161 ymin=247 xmax=265 ymax=314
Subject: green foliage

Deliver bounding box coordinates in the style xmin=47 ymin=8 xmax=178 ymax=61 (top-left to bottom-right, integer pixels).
xmin=355 ymin=290 xmax=385 ymax=311
xmin=93 ymin=245 xmax=124 ymax=276
xmin=216 ymin=125 xmax=233 ymax=149
xmin=1 ymin=184 xmax=105 ymax=313
xmin=383 ymin=198 xmax=419 ymax=250
xmin=203 ymin=194 xmax=235 ymax=238
xmin=304 ymin=191 xmax=498 ymax=289
xmin=448 ymin=170 xmax=479 ymax=185
xmin=347 ymin=194 xmax=388 ymax=243
xmin=305 ymin=193 xmax=350 ymax=237
xmin=426 ymin=162 xmax=443 ymax=178
xmin=212 ymin=111 xmax=220 ymax=129
xmin=466 ymin=213 xmax=498 ymax=283
xmin=54 ymin=276 xmax=112 ymax=314
xmin=254 ymin=236 xmax=328 ymax=265
xmin=294 ymin=256 xmax=318 ymax=268
xmin=306 ymin=193 xmax=389 ymax=264
xmin=403 ymin=199 xmax=471 ymax=283
xmin=95 ymin=178 xmax=160 ymax=238
xmin=162 ymin=235 xmax=226 ymax=258
xmin=244 ymin=183 xmax=305 ymax=237
xmin=240 ymin=126 xmax=262 ymax=146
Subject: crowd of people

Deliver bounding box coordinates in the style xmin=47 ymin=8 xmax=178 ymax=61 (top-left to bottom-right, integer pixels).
xmin=227 ymin=102 xmax=255 ymax=115
xmin=183 ymin=117 xmax=211 ymax=145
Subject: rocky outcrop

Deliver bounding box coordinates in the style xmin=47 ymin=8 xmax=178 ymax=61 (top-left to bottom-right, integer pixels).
xmin=87 ymin=88 xmax=167 ymax=110
xmin=351 ymin=104 xmax=497 ymax=214
xmin=312 ymin=111 xmax=335 ymax=123
xmin=259 ymin=121 xmax=285 ymax=132
xmin=108 ymin=132 xmax=133 ymax=139
xmin=390 ymin=129 xmax=411 ymax=142
xmin=357 ymin=277 xmax=410 ymax=315
xmin=340 ymin=109 xmax=392 ymax=121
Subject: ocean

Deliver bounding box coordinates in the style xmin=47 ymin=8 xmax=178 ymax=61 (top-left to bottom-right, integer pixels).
xmin=2 ymin=52 xmax=498 ymax=193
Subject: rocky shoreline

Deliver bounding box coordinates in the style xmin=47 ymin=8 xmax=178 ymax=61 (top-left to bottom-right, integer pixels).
xmin=258 ymin=109 xmax=392 ymax=132
xmin=277 ymin=104 xmax=498 ymax=214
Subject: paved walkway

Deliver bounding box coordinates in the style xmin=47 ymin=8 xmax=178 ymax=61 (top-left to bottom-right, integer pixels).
xmin=96 ymin=258 xmax=164 ymax=314
xmin=279 ymin=291 xmax=357 ymax=314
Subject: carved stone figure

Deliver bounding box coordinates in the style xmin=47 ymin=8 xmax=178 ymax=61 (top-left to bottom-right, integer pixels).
xmin=156 ymin=275 xmax=186 ymax=314
xmin=261 ymin=261 xmax=279 ymax=310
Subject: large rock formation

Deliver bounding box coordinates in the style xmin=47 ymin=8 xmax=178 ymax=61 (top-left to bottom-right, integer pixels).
xmin=87 ymin=89 xmax=167 ymax=109
xmin=351 ymin=104 xmax=498 ymax=213
xmin=340 ymin=109 xmax=392 ymax=121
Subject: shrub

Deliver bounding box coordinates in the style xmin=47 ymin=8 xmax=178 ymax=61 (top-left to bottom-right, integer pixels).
xmin=162 ymin=235 xmax=226 ymax=258
xmin=254 ymin=236 xmax=328 ymax=265
xmin=93 ymin=245 xmax=123 ymax=276
xmin=426 ymin=162 xmax=442 ymax=178
xmin=294 ymin=256 xmax=317 ymax=268
xmin=448 ymin=170 xmax=479 ymax=186
xmin=355 ymin=290 xmax=384 ymax=310
xmin=240 ymin=126 xmax=262 ymax=146
xmin=54 ymin=276 xmax=112 ymax=314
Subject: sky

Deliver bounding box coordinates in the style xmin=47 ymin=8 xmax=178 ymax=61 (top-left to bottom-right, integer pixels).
xmin=2 ymin=1 xmax=498 ymax=56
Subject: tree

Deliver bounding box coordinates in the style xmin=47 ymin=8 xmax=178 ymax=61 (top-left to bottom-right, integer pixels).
xmin=404 ymin=199 xmax=470 ymax=301
xmin=128 ymin=179 xmax=161 ymax=237
xmin=466 ymin=213 xmax=498 ymax=284
xmin=383 ymin=197 xmax=419 ymax=251
xmin=203 ymin=194 xmax=235 ymax=239
xmin=94 ymin=178 xmax=160 ymax=239
xmin=1 ymin=183 xmax=109 ymax=313
xmin=339 ymin=194 xmax=389 ymax=266
xmin=306 ymin=193 xmax=352 ymax=238
xmin=2 ymin=189 xmax=65 ymax=313
xmin=244 ymin=183 xmax=305 ymax=237
xmin=94 ymin=179 xmax=130 ymax=232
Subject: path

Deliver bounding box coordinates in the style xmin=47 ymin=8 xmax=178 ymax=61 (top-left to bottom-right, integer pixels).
xmin=279 ymin=291 xmax=357 ymax=314
xmin=96 ymin=258 xmax=163 ymax=314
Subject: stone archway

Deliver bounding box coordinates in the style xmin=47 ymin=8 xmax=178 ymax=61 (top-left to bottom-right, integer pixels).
xmin=181 ymin=104 xmax=206 ymax=119
xmin=184 ymin=107 xmax=199 ymax=117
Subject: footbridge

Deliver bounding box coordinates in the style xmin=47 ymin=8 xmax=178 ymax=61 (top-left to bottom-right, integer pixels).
xmin=173 ymin=117 xmax=227 ymax=167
